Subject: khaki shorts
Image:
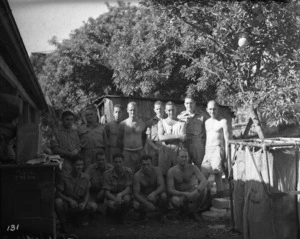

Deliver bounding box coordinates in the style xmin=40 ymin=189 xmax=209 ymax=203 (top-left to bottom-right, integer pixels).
xmin=201 ymin=145 xmax=225 ymax=174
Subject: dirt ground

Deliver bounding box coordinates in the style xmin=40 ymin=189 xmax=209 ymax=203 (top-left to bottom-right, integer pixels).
xmin=66 ymin=210 xmax=243 ymax=239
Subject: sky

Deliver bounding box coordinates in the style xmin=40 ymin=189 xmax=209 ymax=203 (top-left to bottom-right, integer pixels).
xmin=8 ymin=0 xmax=139 ymax=55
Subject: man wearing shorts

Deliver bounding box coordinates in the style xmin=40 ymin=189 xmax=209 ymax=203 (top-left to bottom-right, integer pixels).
xmin=201 ymin=100 xmax=230 ymax=197
xmin=103 ymin=153 xmax=133 ymax=224
xmin=55 ymin=155 xmax=94 ymax=232
xmin=117 ymin=102 xmax=146 ymax=173
xmin=167 ymin=149 xmax=207 ymax=220
xmin=85 ymin=150 xmax=112 ymax=213
xmin=133 ymin=154 xmax=167 ymax=220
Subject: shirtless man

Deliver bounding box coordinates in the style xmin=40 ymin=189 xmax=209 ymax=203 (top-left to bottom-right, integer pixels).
xmin=105 ymin=104 xmax=123 ymax=163
xmin=201 ymin=100 xmax=230 ymax=197
xmin=177 ymin=96 xmax=207 ymax=169
xmin=145 ymin=101 xmax=164 ymax=166
xmin=158 ymin=101 xmax=186 ymax=179
xmin=167 ymin=149 xmax=207 ymax=219
xmin=117 ymin=102 xmax=146 ymax=173
xmin=133 ymin=154 xmax=167 ymax=220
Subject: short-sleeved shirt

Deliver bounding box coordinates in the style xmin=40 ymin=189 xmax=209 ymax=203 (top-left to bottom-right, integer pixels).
xmin=85 ymin=163 xmax=113 ymax=192
xmin=57 ymin=172 xmax=90 ymax=202
xmin=78 ymin=124 xmax=106 ymax=150
xmin=103 ymin=166 xmax=133 ymax=194
xmin=146 ymin=116 xmax=160 ymax=142
xmin=178 ymin=111 xmax=206 ymax=139
xmin=50 ymin=126 xmax=81 ymax=153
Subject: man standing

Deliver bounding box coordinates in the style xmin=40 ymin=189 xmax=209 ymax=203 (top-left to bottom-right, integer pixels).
xmin=105 ymin=104 xmax=123 ymax=163
xmin=133 ymin=154 xmax=167 ymax=220
xmin=158 ymin=101 xmax=186 ymax=178
xmin=167 ymin=149 xmax=207 ymax=220
xmin=177 ymin=96 xmax=207 ymax=169
xmin=103 ymin=153 xmax=133 ymax=224
xmin=201 ymin=100 xmax=230 ymax=197
xmin=117 ymin=102 xmax=146 ymax=173
xmin=145 ymin=101 xmax=164 ymax=166
xmin=78 ymin=105 xmax=108 ymax=168
xmin=51 ymin=111 xmax=81 ymax=173
xmin=85 ymin=150 xmax=113 ymax=213
xmin=55 ymin=155 xmax=94 ymax=232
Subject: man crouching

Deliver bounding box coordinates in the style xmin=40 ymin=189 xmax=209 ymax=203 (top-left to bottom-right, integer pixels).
xmin=167 ymin=149 xmax=207 ymax=220
xmin=55 ymin=155 xmax=94 ymax=232
xmin=133 ymin=154 xmax=167 ymax=220
xmin=103 ymin=153 xmax=133 ymax=224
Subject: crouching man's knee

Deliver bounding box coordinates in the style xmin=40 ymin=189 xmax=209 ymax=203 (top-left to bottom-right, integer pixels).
xmin=170 ymin=196 xmax=184 ymax=208
xmin=55 ymin=198 xmax=65 ymax=210
xmin=87 ymin=201 xmax=98 ymax=213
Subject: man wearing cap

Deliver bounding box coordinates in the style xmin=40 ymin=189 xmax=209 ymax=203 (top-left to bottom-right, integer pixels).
xmin=50 ymin=111 xmax=81 ymax=173
xmin=78 ymin=105 xmax=108 ymax=168
xmin=145 ymin=101 xmax=164 ymax=167
xmin=177 ymin=96 xmax=207 ymax=169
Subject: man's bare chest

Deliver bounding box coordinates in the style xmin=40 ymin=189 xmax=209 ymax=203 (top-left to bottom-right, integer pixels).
xmin=124 ymin=121 xmax=145 ymax=134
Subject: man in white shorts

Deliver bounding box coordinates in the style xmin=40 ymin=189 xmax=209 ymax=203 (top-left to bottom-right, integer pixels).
xmin=201 ymin=100 xmax=230 ymax=197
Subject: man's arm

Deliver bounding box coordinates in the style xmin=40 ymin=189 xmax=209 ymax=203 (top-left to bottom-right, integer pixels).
xmin=158 ymin=121 xmax=183 ymax=142
xmin=152 ymin=168 xmax=165 ymax=195
xmin=222 ymin=119 xmax=230 ymax=158
xmin=116 ymin=122 xmax=125 ymax=150
xmin=103 ymin=127 xmax=109 ymax=160
xmin=133 ymin=173 xmax=150 ymax=205
xmin=167 ymin=168 xmax=188 ymax=197
xmin=50 ymin=131 xmax=75 ymax=158
xmin=80 ymin=182 xmax=90 ymax=209
xmin=52 ymin=147 xmax=74 ymax=158
xmin=194 ymin=166 xmax=208 ymax=192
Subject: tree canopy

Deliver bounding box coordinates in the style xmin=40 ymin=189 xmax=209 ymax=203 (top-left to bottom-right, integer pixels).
xmin=32 ymin=0 xmax=300 ymax=134
xmin=145 ymin=0 xmax=300 ymax=129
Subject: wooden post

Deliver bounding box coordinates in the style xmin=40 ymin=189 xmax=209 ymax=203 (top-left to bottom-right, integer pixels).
xmin=249 ymin=107 xmax=265 ymax=140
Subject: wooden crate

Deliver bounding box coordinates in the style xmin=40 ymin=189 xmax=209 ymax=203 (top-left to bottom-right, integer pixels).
xmin=0 ymin=164 xmax=57 ymax=237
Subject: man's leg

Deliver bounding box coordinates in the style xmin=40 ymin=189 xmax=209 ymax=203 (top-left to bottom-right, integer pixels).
xmin=117 ymin=195 xmax=132 ymax=224
xmin=123 ymin=150 xmax=135 ymax=172
xmin=158 ymin=146 xmax=171 ymax=183
xmin=211 ymin=146 xmax=225 ymax=197
xmin=190 ymin=141 xmax=205 ymax=170
xmin=55 ymin=198 xmax=68 ymax=233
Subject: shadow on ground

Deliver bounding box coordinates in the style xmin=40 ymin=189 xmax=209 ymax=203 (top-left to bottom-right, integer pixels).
xmin=66 ymin=210 xmax=243 ymax=239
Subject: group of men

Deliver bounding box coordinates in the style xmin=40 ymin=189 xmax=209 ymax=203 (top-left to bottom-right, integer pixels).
xmin=51 ymin=96 xmax=230 ymax=232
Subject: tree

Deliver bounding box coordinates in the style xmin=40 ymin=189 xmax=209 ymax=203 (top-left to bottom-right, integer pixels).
xmin=32 ymin=1 xmax=220 ymax=111
xmin=145 ymin=0 xmax=300 ymax=138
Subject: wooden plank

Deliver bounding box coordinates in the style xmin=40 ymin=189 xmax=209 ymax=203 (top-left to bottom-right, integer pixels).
xmin=0 ymin=55 xmax=38 ymax=110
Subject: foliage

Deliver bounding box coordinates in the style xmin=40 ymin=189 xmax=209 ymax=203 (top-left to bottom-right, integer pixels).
xmin=144 ymin=0 xmax=300 ymax=127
